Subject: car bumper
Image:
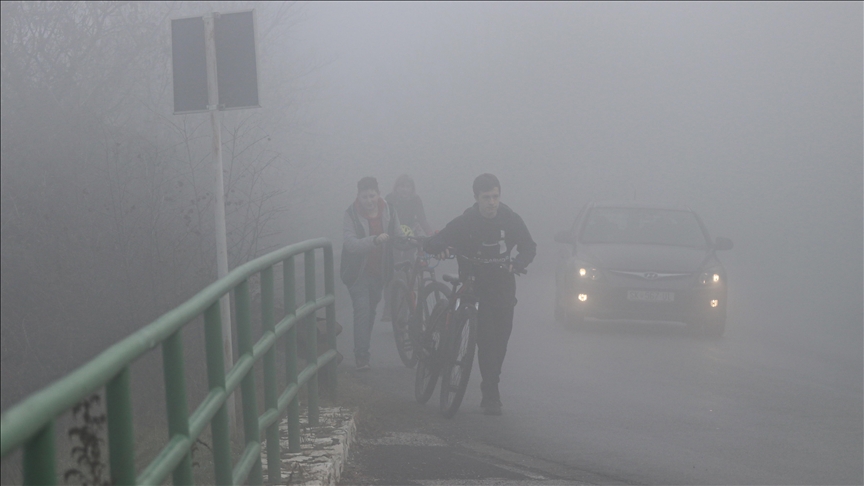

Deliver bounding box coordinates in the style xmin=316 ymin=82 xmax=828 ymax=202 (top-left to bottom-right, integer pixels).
xmin=559 ymin=282 xmax=726 ymax=323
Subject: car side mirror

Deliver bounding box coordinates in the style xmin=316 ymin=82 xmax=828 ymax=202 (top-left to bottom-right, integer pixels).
xmin=714 ymin=236 xmax=733 ymax=251
xmin=554 ymin=230 xmax=573 ymax=244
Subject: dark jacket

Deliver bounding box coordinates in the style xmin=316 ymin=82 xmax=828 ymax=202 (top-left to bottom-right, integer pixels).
xmin=424 ymin=203 xmax=536 ymax=299
xmin=340 ymin=200 xmax=404 ymax=287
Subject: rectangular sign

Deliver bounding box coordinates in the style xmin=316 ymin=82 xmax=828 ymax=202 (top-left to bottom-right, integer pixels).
xmin=171 ymin=10 xmax=259 ymax=114
xmin=171 ymin=16 xmax=209 ymax=114
xmin=215 ymin=11 xmax=260 ymax=110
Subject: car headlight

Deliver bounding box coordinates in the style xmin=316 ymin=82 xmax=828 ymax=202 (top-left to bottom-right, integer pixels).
xmin=572 ymin=262 xmax=602 ymax=281
xmin=698 ymin=268 xmax=723 ymax=286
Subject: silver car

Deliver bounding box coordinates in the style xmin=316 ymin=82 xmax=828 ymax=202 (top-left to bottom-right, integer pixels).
xmin=554 ymin=202 xmax=733 ymax=337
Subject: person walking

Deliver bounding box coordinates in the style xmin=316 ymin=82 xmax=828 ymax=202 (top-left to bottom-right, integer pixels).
xmin=381 ymin=174 xmax=435 ymax=322
xmin=341 ymin=177 xmax=405 ymax=371
xmin=424 ymin=173 xmax=536 ymax=415
xmin=385 ymin=174 xmax=434 ymax=237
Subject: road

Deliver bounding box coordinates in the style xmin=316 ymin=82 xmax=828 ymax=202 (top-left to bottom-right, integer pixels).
xmin=335 ymin=259 xmax=863 ymax=485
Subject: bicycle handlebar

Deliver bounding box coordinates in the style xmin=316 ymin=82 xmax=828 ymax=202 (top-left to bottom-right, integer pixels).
xmin=391 ymin=235 xmax=442 ymax=266
xmin=392 ymin=234 xmax=430 ymax=248
xmin=445 ymin=251 xmax=527 ymax=275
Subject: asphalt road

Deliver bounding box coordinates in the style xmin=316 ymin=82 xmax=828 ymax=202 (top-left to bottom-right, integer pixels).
xmin=335 ymin=260 xmax=863 ymax=485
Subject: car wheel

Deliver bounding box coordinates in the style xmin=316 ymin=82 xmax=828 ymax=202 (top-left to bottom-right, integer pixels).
xmin=568 ymin=311 xmax=585 ymax=330
xmin=563 ymin=311 xmax=585 ymax=331
xmin=555 ymin=292 xmax=585 ymax=330
xmin=554 ymin=297 xmax=566 ymax=323
xmin=699 ymin=316 xmax=726 ymax=339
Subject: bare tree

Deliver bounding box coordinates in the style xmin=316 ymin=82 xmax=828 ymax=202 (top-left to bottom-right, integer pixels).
xmin=0 ymin=1 xmax=324 ymax=415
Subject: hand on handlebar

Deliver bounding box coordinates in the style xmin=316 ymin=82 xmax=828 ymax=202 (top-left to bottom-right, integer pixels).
xmin=374 ymin=233 xmax=390 ymax=244
xmin=509 ymin=264 xmax=527 ymax=275
xmin=440 ymin=249 xmax=526 ymax=275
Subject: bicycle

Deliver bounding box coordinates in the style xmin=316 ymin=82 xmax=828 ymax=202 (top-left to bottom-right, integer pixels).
xmin=389 ymin=235 xmax=449 ymax=368
xmin=414 ymin=252 xmax=524 ymax=418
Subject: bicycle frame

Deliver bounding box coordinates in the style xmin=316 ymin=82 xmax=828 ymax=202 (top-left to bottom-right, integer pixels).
xmin=415 ymin=251 xmax=522 ymax=415
xmin=394 ymin=237 xmax=439 ymax=312
xmin=443 ymin=253 xmax=518 ymax=320
xmin=445 ymin=277 xmax=477 ymax=327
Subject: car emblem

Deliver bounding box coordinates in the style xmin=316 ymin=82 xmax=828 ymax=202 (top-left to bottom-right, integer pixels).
xmin=642 ymin=272 xmax=659 ymax=280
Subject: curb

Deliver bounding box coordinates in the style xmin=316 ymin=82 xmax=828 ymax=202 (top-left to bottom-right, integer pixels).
xmin=261 ymin=406 xmax=357 ymax=486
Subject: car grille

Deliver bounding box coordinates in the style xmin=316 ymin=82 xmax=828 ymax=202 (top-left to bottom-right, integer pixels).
xmin=608 ymin=270 xmax=691 ymax=281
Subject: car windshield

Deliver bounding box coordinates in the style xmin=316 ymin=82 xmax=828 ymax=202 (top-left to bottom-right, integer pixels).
xmin=579 ymin=207 xmax=709 ymax=248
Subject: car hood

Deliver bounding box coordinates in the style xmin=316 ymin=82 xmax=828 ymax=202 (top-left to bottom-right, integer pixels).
xmin=578 ymin=244 xmax=711 ymax=272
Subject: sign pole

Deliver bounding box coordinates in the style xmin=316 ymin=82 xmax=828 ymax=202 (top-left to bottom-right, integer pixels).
xmin=204 ymin=12 xmax=236 ymax=434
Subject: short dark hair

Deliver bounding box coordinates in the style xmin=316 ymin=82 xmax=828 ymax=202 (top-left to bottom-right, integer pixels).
xmin=357 ymin=176 xmax=379 ymax=193
xmin=473 ymin=173 xmax=500 ymax=197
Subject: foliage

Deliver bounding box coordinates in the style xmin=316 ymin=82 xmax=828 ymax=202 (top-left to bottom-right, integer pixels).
xmin=0 ymin=1 xmax=322 ymax=415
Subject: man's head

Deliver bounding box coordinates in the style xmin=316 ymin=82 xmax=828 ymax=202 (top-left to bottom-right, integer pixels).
xmin=473 ymin=173 xmax=501 ymax=219
xmin=357 ymin=176 xmax=380 ymax=213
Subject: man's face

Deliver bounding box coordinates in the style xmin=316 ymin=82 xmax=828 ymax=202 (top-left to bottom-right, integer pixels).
xmin=358 ymin=189 xmax=379 ymax=213
xmin=475 ymin=187 xmax=500 ymax=218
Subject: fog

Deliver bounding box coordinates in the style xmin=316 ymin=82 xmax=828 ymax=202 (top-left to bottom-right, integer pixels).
xmin=1 ymin=1 xmax=861 ymax=483
xmin=294 ymin=1 xmax=862 ymax=331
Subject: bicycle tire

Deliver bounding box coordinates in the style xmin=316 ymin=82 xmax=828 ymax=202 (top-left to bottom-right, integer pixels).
xmin=439 ymin=304 xmax=477 ymax=418
xmin=417 ymin=282 xmax=449 ymax=336
xmin=415 ymin=297 xmax=449 ymax=404
xmin=389 ymin=278 xmax=417 ymax=368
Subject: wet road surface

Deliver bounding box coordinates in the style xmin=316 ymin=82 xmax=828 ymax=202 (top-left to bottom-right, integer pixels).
xmin=335 ymin=262 xmax=863 ymax=485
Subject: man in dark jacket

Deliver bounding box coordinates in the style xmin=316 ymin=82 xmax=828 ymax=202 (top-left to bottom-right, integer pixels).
xmin=341 ymin=176 xmax=405 ymax=371
xmin=424 ymin=173 xmax=536 ymax=415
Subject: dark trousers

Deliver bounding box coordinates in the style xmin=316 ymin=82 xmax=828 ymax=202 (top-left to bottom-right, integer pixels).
xmin=476 ymin=293 xmax=516 ymax=401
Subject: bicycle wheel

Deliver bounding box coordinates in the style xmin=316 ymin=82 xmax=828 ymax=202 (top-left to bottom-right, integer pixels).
xmin=415 ymin=298 xmax=448 ymax=404
xmin=416 ymin=282 xmax=449 ymax=338
xmin=439 ymin=305 xmax=477 ymax=418
xmin=389 ymin=278 xmax=417 ymax=368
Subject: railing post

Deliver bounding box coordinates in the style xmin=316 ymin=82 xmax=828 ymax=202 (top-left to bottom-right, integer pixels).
xmin=261 ymin=267 xmax=281 ymax=483
xmin=106 ymin=367 xmax=136 ymax=486
xmin=163 ymin=330 xmax=193 ymax=486
xmin=304 ymin=250 xmax=319 ymax=426
xmin=235 ymin=279 xmax=263 ymax=485
xmin=283 ymin=256 xmax=301 ymax=453
xmin=324 ymin=244 xmax=338 ymax=400
xmin=1 ymin=239 xmax=340 ymax=486
xmin=22 ymin=422 xmax=55 ymax=486
xmin=204 ymin=302 xmax=233 ymax=485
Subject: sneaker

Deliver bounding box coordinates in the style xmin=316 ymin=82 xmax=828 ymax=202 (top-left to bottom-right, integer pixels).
xmin=480 ymin=397 xmax=502 ymax=415
xmin=482 ymin=401 xmax=502 ymax=416
xmin=354 ymin=358 xmax=370 ymax=371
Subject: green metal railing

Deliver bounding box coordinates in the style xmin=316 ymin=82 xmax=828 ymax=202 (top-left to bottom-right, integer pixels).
xmin=1 ymin=238 xmax=339 ymax=485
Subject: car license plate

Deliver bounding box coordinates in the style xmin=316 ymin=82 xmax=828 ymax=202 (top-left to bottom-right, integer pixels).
xmin=627 ymin=290 xmax=674 ymax=302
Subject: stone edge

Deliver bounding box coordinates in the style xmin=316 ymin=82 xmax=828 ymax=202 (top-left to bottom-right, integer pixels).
xmin=261 ymin=406 xmax=357 ymax=486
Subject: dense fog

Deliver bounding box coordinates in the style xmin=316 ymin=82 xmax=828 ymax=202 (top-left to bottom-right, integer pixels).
xmin=1 ymin=2 xmax=861 ymax=481
xmin=293 ymin=1 xmax=862 ymax=332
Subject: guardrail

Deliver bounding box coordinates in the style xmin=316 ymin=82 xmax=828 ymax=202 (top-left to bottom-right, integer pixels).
xmin=1 ymin=238 xmax=338 ymax=485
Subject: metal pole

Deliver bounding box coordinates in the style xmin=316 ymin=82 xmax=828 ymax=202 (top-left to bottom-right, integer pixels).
xmin=204 ymin=11 xmax=236 ymax=434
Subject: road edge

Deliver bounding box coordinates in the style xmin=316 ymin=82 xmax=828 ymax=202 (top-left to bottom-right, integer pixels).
xmin=261 ymin=406 xmax=357 ymax=486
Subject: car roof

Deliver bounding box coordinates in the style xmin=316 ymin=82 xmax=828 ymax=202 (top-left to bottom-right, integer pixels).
xmin=587 ymin=200 xmax=694 ymax=212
